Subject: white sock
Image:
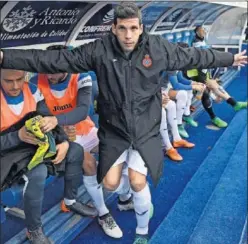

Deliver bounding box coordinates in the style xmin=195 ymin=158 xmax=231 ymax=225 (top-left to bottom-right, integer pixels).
xmin=122 ymin=163 xmax=129 ymax=176
xmin=160 ymin=108 xmax=173 ymax=150
xmin=118 ymin=165 xmax=132 ymax=202
xmin=133 ymin=184 xmax=151 ymax=235
xmin=184 ymin=90 xmax=193 ymax=116
xmin=176 ymin=90 xmax=188 ymax=124
xmin=165 ymin=100 xmax=181 ymax=142
xmin=83 ymin=175 xmax=109 ymax=217
xmin=64 ymin=198 xmax=76 ymax=206
xmin=113 ymin=174 xmax=131 ymax=196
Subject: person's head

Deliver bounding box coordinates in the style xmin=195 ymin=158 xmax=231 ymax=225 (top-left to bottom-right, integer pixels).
xmin=45 ymin=45 xmax=69 ymax=84
xmin=195 ymin=26 xmax=206 ymax=39
xmin=112 ymin=2 xmax=143 ymax=52
xmin=1 ymin=69 xmax=26 ymax=96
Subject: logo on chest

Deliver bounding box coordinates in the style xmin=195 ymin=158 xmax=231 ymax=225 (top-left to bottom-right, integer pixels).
xmin=142 ymin=54 xmax=152 ymax=68
xmin=53 ymin=103 xmax=73 ymax=112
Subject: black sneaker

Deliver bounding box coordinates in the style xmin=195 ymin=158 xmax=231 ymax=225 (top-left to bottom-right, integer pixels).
xmin=61 ymin=200 xmax=98 ymax=217
xmin=27 ymin=227 xmax=51 ymax=244
xmin=117 ymin=195 xmax=134 ymax=211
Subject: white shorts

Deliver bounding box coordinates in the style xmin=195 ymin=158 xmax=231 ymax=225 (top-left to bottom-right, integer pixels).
xmin=112 ymin=148 xmax=148 ymax=176
xmin=75 ymin=127 xmax=99 ymax=152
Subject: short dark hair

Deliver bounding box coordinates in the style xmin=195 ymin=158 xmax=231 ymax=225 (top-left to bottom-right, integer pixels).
xmin=46 ymin=45 xmax=69 ymax=51
xmin=177 ymin=42 xmax=189 ymax=48
xmin=114 ymin=2 xmax=142 ymax=25
xmin=194 ymin=26 xmax=203 ymax=33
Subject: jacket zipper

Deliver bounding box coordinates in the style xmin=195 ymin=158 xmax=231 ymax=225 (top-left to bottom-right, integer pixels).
xmin=127 ymin=59 xmax=133 ymax=146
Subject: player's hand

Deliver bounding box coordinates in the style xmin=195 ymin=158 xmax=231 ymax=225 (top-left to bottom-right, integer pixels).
xmin=162 ymin=93 xmax=170 ymax=107
xmin=63 ymin=125 xmax=76 ymax=141
xmin=18 ymin=126 xmax=40 ymax=145
xmin=206 ymin=79 xmax=219 ymax=90
xmin=233 ymin=50 xmax=247 ymax=67
xmin=192 ymin=83 xmax=205 ymax=92
xmin=40 ymin=116 xmax=58 ymax=133
xmin=52 ymin=141 xmax=69 ymax=164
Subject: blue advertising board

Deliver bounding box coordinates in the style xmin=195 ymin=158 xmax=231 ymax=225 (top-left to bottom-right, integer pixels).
xmin=0 ymin=1 xmax=92 ymax=47
xmin=76 ymin=4 xmax=115 ymax=40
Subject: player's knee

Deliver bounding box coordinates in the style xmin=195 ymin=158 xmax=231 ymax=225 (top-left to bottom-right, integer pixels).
xmin=202 ymin=91 xmax=212 ymax=107
xmin=129 ymin=174 xmax=146 ymax=192
xmin=166 ymin=99 xmax=176 ymax=111
xmin=103 ymin=176 xmax=120 ymax=191
xmin=177 ymin=90 xmax=188 ymax=101
xmin=83 ymin=157 xmax=97 ymax=176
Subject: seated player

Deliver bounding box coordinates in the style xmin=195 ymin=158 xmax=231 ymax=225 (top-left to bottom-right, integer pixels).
xmin=1 ymin=69 xmax=97 ymax=244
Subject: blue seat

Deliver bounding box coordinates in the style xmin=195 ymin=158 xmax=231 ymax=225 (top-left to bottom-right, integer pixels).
xmin=189 ymin=30 xmax=195 ymax=46
xmin=174 ymin=32 xmax=183 ymax=43
xmin=162 ymin=33 xmax=174 ymax=43
xmin=1 ymin=205 xmax=6 ymax=224
xmin=87 ymin=71 xmax=99 ymax=128
xmin=88 ymin=103 xmax=99 ymax=128
xmin=88 ymin=71 xmax=98 ymax=104
xmin=1 ymin=176 xmax=56 ymax=208
xmin=1 ymin=185 xmax=25 ymax=208
xmin=1 ymin=176 xmax=56 ymax=223
xmin=182 ymin=31 xmax=191 ymax=45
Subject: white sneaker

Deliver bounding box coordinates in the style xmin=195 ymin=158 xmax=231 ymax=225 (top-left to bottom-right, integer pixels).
xmin=98 ymin=213 xmax=123 ymax=238
xmin=117 ymin=195 xmax=134 ymax=211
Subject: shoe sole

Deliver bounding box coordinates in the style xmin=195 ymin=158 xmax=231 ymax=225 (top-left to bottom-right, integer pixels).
xmin=166 ymin=155 xmax=183 ymax=162
xmin=180 ymin=135 xmax=189 ymax=138
xmin=184 ymin=122 xmax=198 ymax=127
xmin=61 ymin=208 xmax=96 ymax=218
xmin=212 ymin=124 xmax=228 ymax=128
xmin=173 ymin=145 xmax=195 ymax=149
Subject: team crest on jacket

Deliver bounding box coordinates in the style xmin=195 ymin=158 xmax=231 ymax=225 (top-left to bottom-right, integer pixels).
xmin=142 ymin=54 xmax=152 ymax=68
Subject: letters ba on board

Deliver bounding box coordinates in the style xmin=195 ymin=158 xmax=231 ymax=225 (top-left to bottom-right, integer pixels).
xmin=0 ymin=1 xmax=90 ymax=48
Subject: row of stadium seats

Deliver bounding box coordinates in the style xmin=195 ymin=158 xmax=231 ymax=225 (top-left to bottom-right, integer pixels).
xmin=162 ymin=30 xmax=195 ymax=45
